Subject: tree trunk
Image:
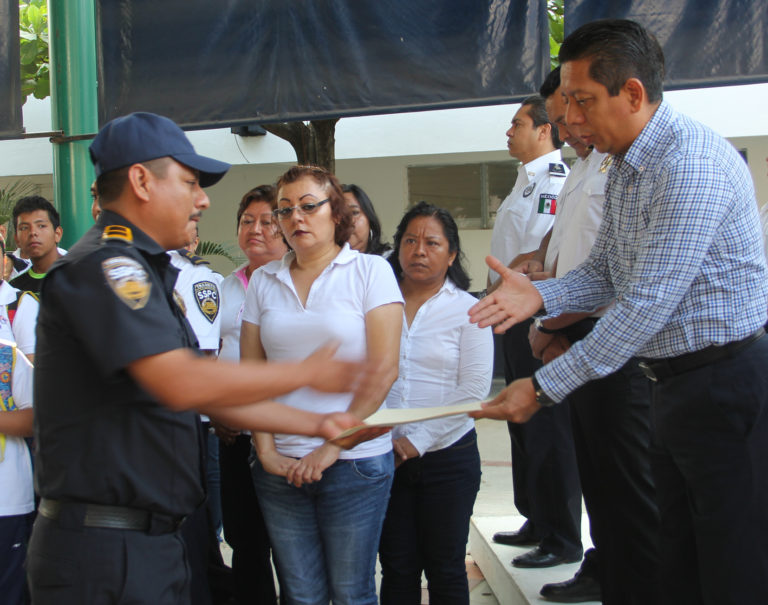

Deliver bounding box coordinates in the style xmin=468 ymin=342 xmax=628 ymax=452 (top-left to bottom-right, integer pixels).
xmin=263 ymin=119 xmax=339 ymax=174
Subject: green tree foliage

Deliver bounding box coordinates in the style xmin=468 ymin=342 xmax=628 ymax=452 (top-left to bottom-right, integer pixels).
xmin=19 ymin=0 xmax=49 ymax=103
xmin=548 ymin=0 xmax=564 ymax=69
xmin=195 ymin=240 xmax=243 ymax=266
xmin=0 ymin=180 xmax=38 ymax=247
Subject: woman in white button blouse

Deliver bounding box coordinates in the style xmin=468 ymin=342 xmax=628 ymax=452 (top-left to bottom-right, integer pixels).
xmin=379 ymin=201 xmax=494 ymax=605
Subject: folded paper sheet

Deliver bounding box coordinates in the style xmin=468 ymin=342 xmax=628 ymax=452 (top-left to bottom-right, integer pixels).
xmin=334 ymin=399 xmax=491 ymax=441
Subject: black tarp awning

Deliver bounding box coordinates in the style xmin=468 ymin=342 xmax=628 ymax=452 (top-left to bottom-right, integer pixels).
xmin=0 ymin=0 xmax=22 ymax=137
xmin=95 ymin=0 xmax=549 ymax=129
xmin=566 ymin=0 xmax=768 ymax=90
xmin=1 ymin=0 xmax=767 ymax=137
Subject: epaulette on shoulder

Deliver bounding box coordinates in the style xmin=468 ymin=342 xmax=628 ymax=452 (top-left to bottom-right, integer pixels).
xmin=101 ymin=225 xmax=134 ymax=245
xmin=549 ymin=162 xmax=567 ymax=177
xmin=176 ymin=249 xmax=210 ymax=266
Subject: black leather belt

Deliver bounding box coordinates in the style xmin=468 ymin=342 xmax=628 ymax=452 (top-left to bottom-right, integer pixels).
xmin=638 ymin=328 xmax=765 ymax=382
xmin=39 ymin=498 xmax=186 ymax=534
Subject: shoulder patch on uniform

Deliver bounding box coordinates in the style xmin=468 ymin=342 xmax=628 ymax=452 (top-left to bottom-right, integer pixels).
xmin=102 ymin=256 xmax=151 ymax=310
xmin=177 ymin=249 xmax=210 ymax=266
xmin=193 ymin=280 xmax=220 ymax=323
xmin=102 ymin=225 xmax=133 ymax=244
xmin=549 ymin=163 xmax=566 ymax=177
xmin=538 ymin=194 xmax=557 ymax=215
xmin=522 ymin=183 xmax=535 ymax=197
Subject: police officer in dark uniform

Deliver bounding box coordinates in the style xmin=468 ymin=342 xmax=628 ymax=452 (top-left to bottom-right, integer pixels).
xmin=26 ymin=112 xmax=369 ymax=605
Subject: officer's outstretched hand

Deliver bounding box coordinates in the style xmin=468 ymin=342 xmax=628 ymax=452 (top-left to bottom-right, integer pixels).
xmin=318 ymin=412 xmax=390 ymax=449
xmin=470 ymin=378 xmax=541 ymax=424
xmin=469 ymin=256 xmax=544 ymax=334
xmin=303 ymin=342 xmax=365 ymax=393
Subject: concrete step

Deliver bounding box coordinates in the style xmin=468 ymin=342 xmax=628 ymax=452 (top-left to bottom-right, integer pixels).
xmin=469 ymin=515 xmax=600 ymax=605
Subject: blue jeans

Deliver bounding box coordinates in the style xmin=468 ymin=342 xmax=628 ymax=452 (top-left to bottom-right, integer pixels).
xmin=252 ymin=452 xmax=393 ymax=605
xmin=379 ymin=430 xmax=481 ymax=605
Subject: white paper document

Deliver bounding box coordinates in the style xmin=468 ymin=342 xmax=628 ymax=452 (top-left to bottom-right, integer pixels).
xmin=334 ymin=399 xmax=491 ymax=441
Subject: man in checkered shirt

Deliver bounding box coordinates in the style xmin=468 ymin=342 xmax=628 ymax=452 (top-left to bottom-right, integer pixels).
xmin=470 ymin=19 xmax=768 ymax=605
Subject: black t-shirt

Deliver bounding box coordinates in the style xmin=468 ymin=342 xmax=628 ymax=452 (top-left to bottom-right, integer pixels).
xmin=34 ymin=210 xmax=204 ymax=516
xmin=9 ymin=269 xmax=45 ymax=296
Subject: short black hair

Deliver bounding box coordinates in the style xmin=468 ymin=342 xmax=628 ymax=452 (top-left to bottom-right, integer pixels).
xmin=341 ymin=184 xmax=391 ymax=256
xmin=559 ymin=19 xmax=665 ymax=103
xmin=13 ymin=195 xmax=61 ymax=230
xmin=96 ymin=157 xmax=172 ymax=205
xmin=521 ymin=94 xmax=562 ymax=149
xmin=539 ymin=66 xmax=561 ymax=100
xmin=389 ymin=201 xmax=470 ymax=291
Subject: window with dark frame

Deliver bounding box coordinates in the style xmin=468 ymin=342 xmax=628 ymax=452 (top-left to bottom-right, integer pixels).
xmin=407 ymin=160 xmax=520 ymax=229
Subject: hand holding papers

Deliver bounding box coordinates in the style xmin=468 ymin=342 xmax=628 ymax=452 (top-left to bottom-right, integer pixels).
xmin=330 ymin=399 xmax=490 ymax=447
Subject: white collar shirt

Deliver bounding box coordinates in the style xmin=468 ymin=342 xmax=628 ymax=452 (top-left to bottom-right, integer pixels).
xmin=242 ymin=244 xmax=403 ymax=459
xmin=218 ymin=263 xmax=249 ymax=362
xmin=489 ymin=149 xmax=568 ymax=282
xmin=386 ymin=279 xmax=493 ymax=456
xmin=0 ymin=280 xmax=38 ymax=356
xmin=169 ymin=250 xmax=223 ymax=352
xmin=545 ymin=150 xmax=610 ymax=277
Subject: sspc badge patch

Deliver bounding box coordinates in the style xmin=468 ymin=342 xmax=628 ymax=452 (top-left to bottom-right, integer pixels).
xmin=102 ymin=257 xmax=151 ymax=310
xmin=194 ymin=281 xmax=220 ymax=323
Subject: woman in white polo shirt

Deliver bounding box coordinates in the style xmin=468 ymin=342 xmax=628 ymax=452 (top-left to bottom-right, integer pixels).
xmin=241 ymin=165 xmax=402 ymax=604
xmin=378 ymin=201 xmax=493 ymax=605
xmin=216 ymin=184 xmax=288 ymax=604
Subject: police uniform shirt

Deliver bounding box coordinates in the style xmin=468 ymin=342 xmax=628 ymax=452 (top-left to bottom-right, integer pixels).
xmin=33 ymin=210 xmax=204 ymax=517
xmin=545 ymin=151 xmax=610 ymax=277
xmin=168 ymin=249 xmax=222 ymax=352
xmin=489 ymin=149 xmax=568 ymax=283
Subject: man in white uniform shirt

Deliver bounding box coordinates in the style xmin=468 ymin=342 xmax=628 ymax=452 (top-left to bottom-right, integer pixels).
xmin=169 ymin=225 xmax=222 ymax=355
xmin=489 ymin=95 xmax=583 ymax=570
xmin=168 ymin=223 xmax=227 ymax=604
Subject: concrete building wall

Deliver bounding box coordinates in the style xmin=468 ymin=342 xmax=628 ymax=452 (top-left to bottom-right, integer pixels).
xmin=2 ymin=85 xmax=768 ymax=287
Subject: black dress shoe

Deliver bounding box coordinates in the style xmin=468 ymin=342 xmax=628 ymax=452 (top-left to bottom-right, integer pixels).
xmin=493 ymin=523 xmax=539 ymax=546
xmin=512 ymin=546 xmax=581 ymax=569
xmin=540 ymin=573 xmax=602 ymax=602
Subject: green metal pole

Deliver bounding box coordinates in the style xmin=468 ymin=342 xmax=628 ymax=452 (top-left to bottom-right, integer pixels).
xmin=49 ymin=0 xmax=98 ymax=248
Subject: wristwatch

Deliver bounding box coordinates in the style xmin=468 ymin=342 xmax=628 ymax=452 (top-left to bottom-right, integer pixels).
xmin=533 ymin=317 xmax=558 ymax=334
xmin=531 ymin=375 xmax=556 ymax=407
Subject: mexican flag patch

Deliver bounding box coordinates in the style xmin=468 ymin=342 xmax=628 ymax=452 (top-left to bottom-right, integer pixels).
xmin=538 ymin=194 xmax=557 ymax=215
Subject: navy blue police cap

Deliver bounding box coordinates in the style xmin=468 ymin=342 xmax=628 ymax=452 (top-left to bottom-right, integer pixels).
xmin=89 ymin=112 xmax=230 ymax=188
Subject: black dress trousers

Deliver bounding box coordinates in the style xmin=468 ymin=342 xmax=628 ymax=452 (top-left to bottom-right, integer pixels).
xmin=501 ymin=318 xmax=582 ymax=558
